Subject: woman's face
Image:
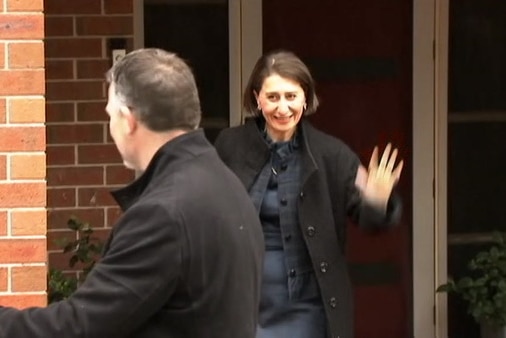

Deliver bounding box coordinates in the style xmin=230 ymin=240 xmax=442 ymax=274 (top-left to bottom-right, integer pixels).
xmin=255 ymin=73 xmax=306 ymax=142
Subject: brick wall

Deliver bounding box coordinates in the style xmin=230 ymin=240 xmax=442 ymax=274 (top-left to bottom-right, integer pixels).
xmin=0 ymin=0 xmax=47 ymax=308
xmin=45 ymin=0 xmax=135 ymax=276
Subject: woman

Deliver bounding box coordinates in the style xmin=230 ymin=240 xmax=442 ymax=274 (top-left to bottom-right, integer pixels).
xmin=214 ymin=50 xmax=403 ymax=338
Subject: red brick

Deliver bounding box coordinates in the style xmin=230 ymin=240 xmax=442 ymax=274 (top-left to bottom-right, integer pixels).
xmin=0 ymin=294 xmax=46 ymax=309
xmin=45 ymin=60 xmax=74 ymax=80
xmin=48 ymin=251 xmax=83 ymax=271
xmin=45 ymin=38 xmax=102 ymax=58
xmin=47 ymin=229 xmax=77 ymax=251
xmin=77 ymin=101 xmax=107 ymax=122
xmin=78 ymin=187 xmax=116 ymax=207
xmin=11 ymin=209 xmax=46 ymax=236
xmin=0 ymin=268 xmax=7 ymax=291
xmin=46 ymin=102 xmax=75 ymax=123
xmin=0 ymin=14 xmax=43 ymax=40
xmin=77 ymin=59 xmax=110 ymax=79
xmin=47 ymin=124 xmax=104 ymax=144
xmin=8 ymin=98 xmax=45 ymax=124
xmin=44 ymin=16 xmax=73 ymax=37
xmin=47 ymin=208 xmax=105 ymax=230
xmin=0 ymin=211 xmax=7 ymax=236
xmin=12 ymin=265 xmax=47 ymax=292
xmin=76 ymin=16 xmax=133 ymax=36
xmin=0 ymin=98 xmax=6 ymax=123
xmin=46 ymin=145 xmax=75 ymax=165
xmin=47 ymin=166 xmax=104 ymax=186
xmin=8 ymin=42 xmax=44 ymax=69
xmin=46 ymin=81 xmax=105 ymax=101
xmin=0 ymin=70 xmax=44 ymax=95
xmin=10 ymin=154 xmax=46 ymax=180
xmin=0 ymin=43 xmax=5 ymax=69
xmin=47 ymin=187 xmax=76 ymax=208
xmin=78 ymin=144 xmax=122 ymax=164
xmin=0 ymin=183 xmax=45 ymax=207
xmin=104 ymin=0 xmax=133 ymax=14
xmin=0 ymin=126 xmax=45 ymax=151
xmin=0 ymin=239 xmax=46 ymax=263
xmin=44 ymin=0 xmax=101 ymax=15
xmin=106 ymin=207 xmax=122 ymax=227
xmin=0 ymin=155 xmax=5 ymax=180
xmin=106 ymin=165 xmax=135 ymax=185
xmin=7 ymin=0 xmax=44 ymax=12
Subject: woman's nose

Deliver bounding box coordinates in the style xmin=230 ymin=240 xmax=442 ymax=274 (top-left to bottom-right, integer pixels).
xmin=277 ymin=98 xmax=290 ymax=113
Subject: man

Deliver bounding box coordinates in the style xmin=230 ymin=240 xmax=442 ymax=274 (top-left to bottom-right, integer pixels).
xmin=0 ymin=48 xmax=264 ymax=337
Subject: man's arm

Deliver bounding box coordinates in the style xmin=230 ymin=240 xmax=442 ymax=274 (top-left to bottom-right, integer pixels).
xmin=0 ymin=202 xmax=184 ymax=338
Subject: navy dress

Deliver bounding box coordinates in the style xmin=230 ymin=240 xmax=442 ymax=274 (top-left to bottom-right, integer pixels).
xmin=249 ymin=136 xmax=327 ymax=338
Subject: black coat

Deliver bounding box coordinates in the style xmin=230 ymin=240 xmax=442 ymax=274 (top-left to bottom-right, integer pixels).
xmin=0 ymin=130 xmax=264 ymax=338
xmin=214 ymin=118 xmax=401 ymax=338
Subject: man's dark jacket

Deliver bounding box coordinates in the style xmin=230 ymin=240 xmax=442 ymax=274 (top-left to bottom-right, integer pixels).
xmin=214 ymin=118 xmax=401 ymax=338
xmin=0 ymin=130 xmax=264 ymax=338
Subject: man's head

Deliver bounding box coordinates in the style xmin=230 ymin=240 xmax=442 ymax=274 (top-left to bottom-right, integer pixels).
xmin=105 ymin=48 xmax=202 ymax=170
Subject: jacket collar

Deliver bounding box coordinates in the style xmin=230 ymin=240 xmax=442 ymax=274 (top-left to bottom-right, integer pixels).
xmin=111 ymin=129 xmax=210 ymax=211
xmin=242 ymin=118 xmax=318 ymax=186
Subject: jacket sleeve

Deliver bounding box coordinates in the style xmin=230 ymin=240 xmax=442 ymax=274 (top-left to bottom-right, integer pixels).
xmin=0 ymin=202 xmax=184 ymax=338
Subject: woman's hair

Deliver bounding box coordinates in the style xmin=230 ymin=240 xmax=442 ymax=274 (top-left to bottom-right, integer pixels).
xmin=243 ymin=50 xmax=319 ymax=117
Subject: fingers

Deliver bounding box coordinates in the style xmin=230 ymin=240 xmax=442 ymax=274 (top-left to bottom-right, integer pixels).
xmin=386 ymin=147 xmax=398 ymax=173
xmin=370 ymin=143 xmax=403 ymax=180
xmin=368 ymin=146 xmax=379 ymax=170
xmin=378 ymin=143 xmax=392 ymax=170
xmin=393 ymin=159 xmax=404 ymax=182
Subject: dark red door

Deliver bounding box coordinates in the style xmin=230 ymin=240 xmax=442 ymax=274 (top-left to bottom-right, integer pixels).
xmin=263 ymin=1 xmax=413 ymax=337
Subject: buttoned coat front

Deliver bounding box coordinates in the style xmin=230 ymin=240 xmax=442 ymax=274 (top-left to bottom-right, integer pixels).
xmin=214 ymin=118 xmax=401 ymax=338
xmin=0 ymin=130 xmax=264 ymax=338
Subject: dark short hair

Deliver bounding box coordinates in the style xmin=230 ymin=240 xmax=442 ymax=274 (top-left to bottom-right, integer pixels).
xmin=243 ymin=50 xmax=319 ymax=117
xmin=106 ymin=48 xmax=201 ymax=131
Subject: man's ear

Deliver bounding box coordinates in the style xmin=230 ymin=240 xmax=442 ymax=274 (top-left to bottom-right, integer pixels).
xmin=120 ymin=105 xmax=138 ymax=135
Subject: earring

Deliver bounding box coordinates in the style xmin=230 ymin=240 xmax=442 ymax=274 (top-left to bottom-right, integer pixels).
xmin=257 ymin=103 xmax=261 ymax=110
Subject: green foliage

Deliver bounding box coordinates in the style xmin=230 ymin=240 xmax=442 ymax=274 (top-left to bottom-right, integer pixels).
xmin=437 ymin=232 xmax=506 ymax=326
xmin=47 ymin=216 xmax=104 ymax=303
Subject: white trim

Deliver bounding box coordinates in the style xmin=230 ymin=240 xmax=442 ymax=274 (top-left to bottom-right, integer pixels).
xmin=133 ymin=0 xmax=144 ymax=50
xmin=228 ymin=0 xmax=242 ymax=127
xmin=238 ymin=0 xmax=262 ymax=125
xmin=412 ymin=0 xmax=437 ymax=336
xmin=434 ymin=0 xmax=449 ymax=336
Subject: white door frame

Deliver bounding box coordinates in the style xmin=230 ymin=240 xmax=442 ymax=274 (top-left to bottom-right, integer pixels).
xmin=434 ymin=0 xmax=450 ymax=336
xmin=412 ymin=0 xmax=435 ymax=337
xmin=133 ymin=0 xmax=262 ymax=128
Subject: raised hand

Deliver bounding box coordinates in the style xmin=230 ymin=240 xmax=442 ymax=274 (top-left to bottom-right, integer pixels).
xmin=354 ymin=143 xmax=403 ymax=210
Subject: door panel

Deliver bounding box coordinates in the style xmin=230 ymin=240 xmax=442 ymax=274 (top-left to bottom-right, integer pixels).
xmin=263 ymin=1 xmax=413 ymax=337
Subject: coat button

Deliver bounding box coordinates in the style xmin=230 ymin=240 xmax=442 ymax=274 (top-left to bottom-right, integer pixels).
xmin=299 ymin=191 xmax=304 ymax=199
xmin=280 ymin=198 xmax=287 ymax=206
xmin=329 ymin=297 xmax=337 ymax=308
xmin=284 ymin=233 xmax=292 ymax=241
xmin=280 ymin=163 xmax=288 ymax=171
xmin=306 ymin=226 xmax=315 ymax=237
xmin=289 ymin=269 xmax=296 ymax=277
xmin=320 ymin=262 xmax=328 ymax=273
